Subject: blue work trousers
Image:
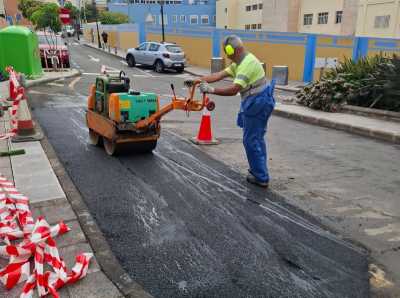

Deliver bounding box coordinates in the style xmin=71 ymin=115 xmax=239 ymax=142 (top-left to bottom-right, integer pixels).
xmin=237 ymin=85 xmax=275 ymax=183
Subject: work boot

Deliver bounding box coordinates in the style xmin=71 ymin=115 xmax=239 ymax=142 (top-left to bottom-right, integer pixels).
xmin=246 ymin=173 xmax=269 ymax=188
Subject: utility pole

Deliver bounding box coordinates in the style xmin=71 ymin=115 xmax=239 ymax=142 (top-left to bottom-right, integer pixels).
xmin=93 ymin=0 xmax=101 ymax=48
xmin=76 ymin=0 xmax=81 ymax=41
xmin=160 ymin=0 xmax=165 ymax=43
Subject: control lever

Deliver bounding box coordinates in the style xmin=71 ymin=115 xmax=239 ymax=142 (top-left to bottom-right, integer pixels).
xmin=170 ymin=84 xmax=177 ymax=99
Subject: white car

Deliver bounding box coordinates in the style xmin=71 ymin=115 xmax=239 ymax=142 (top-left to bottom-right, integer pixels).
xmin=64 ymin=25 xmax=75 ymax=37
xmin=126 ymin=42 xmax=186 ymax=73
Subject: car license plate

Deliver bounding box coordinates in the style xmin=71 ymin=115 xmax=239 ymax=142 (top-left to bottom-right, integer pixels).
xmin=175 ymin=63 xmax=183 ymax=67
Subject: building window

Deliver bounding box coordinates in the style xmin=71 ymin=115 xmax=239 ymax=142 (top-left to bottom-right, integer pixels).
xmin=245 ymin=24 xmax=250 ymax=30
xmin=159 ymin=14 xmax=168 ymax=25
xmin=190 ymin=15 xmax=198 ymax=24
xmin=246 ymin=5 xmax=251 ymax=11
xmin=180 ymin=15 xmax=186 ymax=23
xmin=149 ymin=43 xmax=160 ymax=51
xmin=212 ymin=15 xmax=216 ymax=23
xmin=201 ymin=15 xmax=209 ymax=24
xmin=251 ymin=24 xmax=257 ymax=29
xmin=318 ymin=12 xmax=328 ymax=24
xmin=172 ymin=15 xmax=178 ymax=23
xmin=257 ymin=23 xmax=262 ymax=29
xmin=374 ymin=15 xmax=390 ymax=28
xmin=304 ymin=14 xmax=313 ymax=25
xmin=225 ymin=8 xmax=227 ymax=14
xmin=336 ymin=11 xmax=343 ymax=24
xmin=259 ymin=3 xmax=263 ymax=9
xmin=252 ymin=4 xmax=257 ymax=10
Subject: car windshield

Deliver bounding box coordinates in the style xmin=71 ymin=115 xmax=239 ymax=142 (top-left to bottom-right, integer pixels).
xmin=38 ymin=35 xmax=63 ymax=45
xmin=165 ymin=45 xmax=182 ymax=53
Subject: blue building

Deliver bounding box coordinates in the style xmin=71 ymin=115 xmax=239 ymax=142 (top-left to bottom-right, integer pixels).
xmin=108 ymin=0 xmax=216 ymax=27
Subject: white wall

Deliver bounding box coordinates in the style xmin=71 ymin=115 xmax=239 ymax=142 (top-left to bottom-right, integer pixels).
xmin=298 ymin=0 xmax=345 ymax=35
xmin=356 ymin=0 xmax=400 ymax=38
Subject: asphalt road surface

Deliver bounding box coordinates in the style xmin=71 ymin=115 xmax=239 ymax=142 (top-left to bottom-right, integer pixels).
xmin=28 ymin=42 xmax=369 ymax=297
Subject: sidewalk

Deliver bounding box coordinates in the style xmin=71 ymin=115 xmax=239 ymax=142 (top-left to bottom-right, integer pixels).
xmin=0 ymin=117 xmax=123 ymax=297
xmin=0 ymin=77 xmax=152 ymax=297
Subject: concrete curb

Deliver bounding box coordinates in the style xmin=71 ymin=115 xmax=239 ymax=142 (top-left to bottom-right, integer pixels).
xmin=25 ymin=69 xmax=81 ymax=88
xmin=82 ymin=42 xmax=126 ymax=59
xmin=342 ymin=105 xmax=400 ymax=123
xmin=273 ymin=107 xmax=400 ymax=144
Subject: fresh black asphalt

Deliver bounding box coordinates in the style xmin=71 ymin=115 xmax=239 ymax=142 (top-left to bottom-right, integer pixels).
xmin=27 ymin=42 xmax=370 ymax=298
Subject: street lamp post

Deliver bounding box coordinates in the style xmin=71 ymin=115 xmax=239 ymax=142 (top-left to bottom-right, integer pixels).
xmin=160 ymin=0 xmax=165 ymax=43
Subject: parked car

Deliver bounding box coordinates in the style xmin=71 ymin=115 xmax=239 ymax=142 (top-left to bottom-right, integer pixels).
xmin=37 ymin=33 xmax=70 ymax=68
xmin=126 ymin=42 xmax=186 ymax=73
xmin=64 ymin=25 xmax=75 ymax=37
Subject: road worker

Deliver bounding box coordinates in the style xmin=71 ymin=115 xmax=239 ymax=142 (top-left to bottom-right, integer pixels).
xmin=185 ymin=35 xmax=275 ymax=188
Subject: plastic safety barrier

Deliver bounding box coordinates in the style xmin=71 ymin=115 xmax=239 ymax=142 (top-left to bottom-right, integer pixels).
xmin=0 ymin=67 xmax=23 ymax=140
xmin=0 ymin=174 xmax=92 ymax=297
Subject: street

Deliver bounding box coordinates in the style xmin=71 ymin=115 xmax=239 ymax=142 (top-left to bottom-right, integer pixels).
xmin=24 ymin=42 xmax=371 ymax=297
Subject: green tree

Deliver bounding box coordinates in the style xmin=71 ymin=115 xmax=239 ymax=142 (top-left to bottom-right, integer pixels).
xmin=99 ymin=11 xmax=129 ymax=24
xmin=81 ymin=4 xmax=97 ymax=23
xmin=18 ymin=0 xmax=43 ymax=20
xmin=31 ymin=3 xmax=62 ymax=49
xmin=64 ymin=1 xmax=80 ymax=22
xmin=31 ymin=3 xmax=62 ymax=33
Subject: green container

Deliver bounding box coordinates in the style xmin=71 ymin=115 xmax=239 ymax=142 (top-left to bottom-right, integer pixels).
xmin=118 ymin=93 xmax=158 ymax=123
xmin=0 ymin=26 xmax=43 ymax=79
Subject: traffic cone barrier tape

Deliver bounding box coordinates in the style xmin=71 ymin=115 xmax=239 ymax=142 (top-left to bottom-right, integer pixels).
xmin=0 ymin=174 xmax=93 ymax=297
xmin=0 ymin=67 xmax=42 ymax=142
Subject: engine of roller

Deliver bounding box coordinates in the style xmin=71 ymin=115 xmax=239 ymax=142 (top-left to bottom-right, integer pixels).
xmin=88 ymin=72 xmax=159 ymax=124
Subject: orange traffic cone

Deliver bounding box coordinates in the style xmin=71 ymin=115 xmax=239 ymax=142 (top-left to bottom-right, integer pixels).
xmin=12 ymin=89 xmax=42 ymax=143
xmin=190 ymin=109 xmax=219 ymax=145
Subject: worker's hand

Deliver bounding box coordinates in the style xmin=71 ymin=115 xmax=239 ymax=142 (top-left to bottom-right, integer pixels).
xmin=199 ymin=81 xmax=215 ymax=94
xmin=184 ymin=79 xmax=196 ymax=88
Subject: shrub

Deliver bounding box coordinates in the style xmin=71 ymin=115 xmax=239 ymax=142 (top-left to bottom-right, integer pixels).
xmin=99 ymin=11 xmax=129 ymax=25
xmin=296 ymin=55 xmax=400 ymax=112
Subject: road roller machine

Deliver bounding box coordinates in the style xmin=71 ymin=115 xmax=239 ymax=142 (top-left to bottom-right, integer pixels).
xmin=86 ymin=71 xmax=215 ymax=155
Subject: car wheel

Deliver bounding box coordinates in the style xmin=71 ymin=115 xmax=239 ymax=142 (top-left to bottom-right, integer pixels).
xmin=127 ymin=54 xmax=136 ymax=67
xmin=176 ymin=67 xmax=184 ymax=73
xmin=154 ymin=60 xmax=164 ymax=73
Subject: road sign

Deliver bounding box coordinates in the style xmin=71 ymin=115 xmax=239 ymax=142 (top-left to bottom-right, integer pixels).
xmin=59 ymin=8 xmax=70 ymax=25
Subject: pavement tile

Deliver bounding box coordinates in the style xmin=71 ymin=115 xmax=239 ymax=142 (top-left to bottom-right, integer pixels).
xmin=59 ymin=242 xmax=101 ymax=275
xmin=67 ymin=271 xmax=123 ymax=298
xmin=0 ymin=283 xmax=70 ymax=298
xmin=0 ymin=157 xmax=10 ymax=169
xmin=0 ymin=167 xmax=12 ymax=181
xmin=11 ymin=141 xmax=65 ymax=202
xmin=30 ymin=205 xmax=42 ymax=220
xmin=18 ymin=183 xmax=66 ymax=203
xmin=57 ymin=220 xmax=86 ymax=249
xmin=36 ymin=200 xmax=77 ymax=225
xmin=0 ymin=142 xmax=8 ymax=151
xmin=30 ymin=197 xmax=68 ymax=208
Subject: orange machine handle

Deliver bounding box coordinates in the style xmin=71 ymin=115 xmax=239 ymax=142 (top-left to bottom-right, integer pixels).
xmin=135 ymin=82 xmax=213 ymax=130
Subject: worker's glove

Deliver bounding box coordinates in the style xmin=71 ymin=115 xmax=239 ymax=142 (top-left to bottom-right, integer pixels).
xmin=184 ymin=79 xmax=196 ymax=87
xmin=199 ymin=81 xmax=215 ymax=94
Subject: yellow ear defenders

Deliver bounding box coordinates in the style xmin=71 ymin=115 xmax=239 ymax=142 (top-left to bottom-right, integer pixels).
xmin=224 ymin=36 xmax=235 ymax=56
xmin=225 ymin=44 xmax=235 ymax=56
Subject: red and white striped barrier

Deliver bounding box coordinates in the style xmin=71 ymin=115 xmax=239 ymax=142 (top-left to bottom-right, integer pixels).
xmin=0 ymin=175 xmax=93 ymax=297
xmin=0 ymin=67 xmax=23 ymax=140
